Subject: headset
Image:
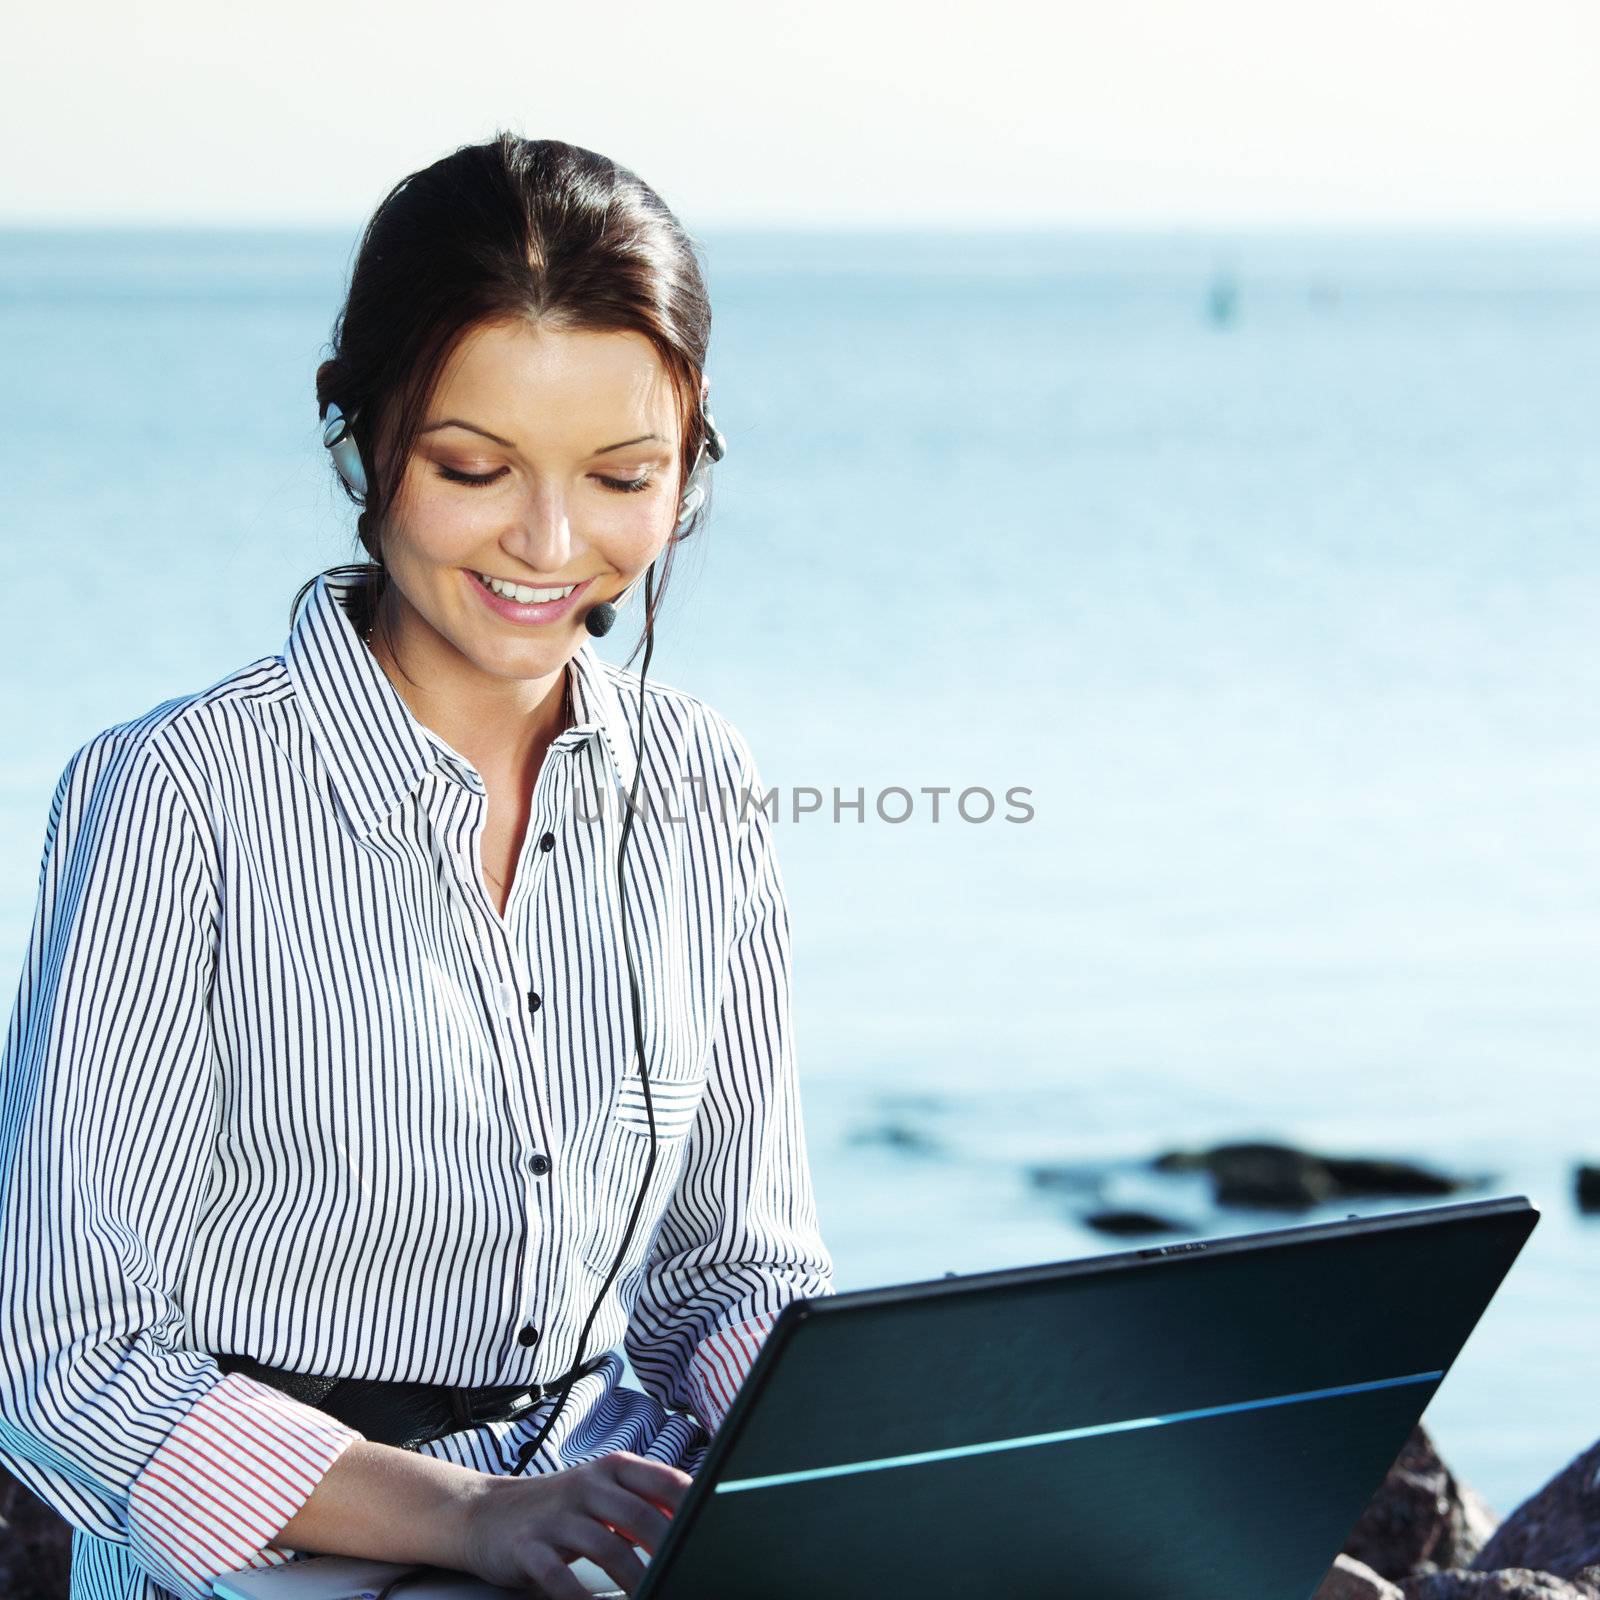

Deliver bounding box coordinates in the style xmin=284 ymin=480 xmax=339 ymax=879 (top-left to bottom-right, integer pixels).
xmin=323 ymin=385 xmax=727 ymax=1476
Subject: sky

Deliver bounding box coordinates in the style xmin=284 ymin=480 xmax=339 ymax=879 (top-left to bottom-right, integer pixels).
xmin=2 ymin=0 xmax=1598 ymax=229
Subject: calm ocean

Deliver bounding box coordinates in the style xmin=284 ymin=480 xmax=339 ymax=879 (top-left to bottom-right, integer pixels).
xmin=1 ymin=227 xmax=1595 ymax=1515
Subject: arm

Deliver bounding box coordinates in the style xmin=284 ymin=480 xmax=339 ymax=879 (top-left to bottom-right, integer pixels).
xmin=0 ymin=727 xmax=365 ymax=1598
xmin=623 ymin=717 xmax=835 ymax=1438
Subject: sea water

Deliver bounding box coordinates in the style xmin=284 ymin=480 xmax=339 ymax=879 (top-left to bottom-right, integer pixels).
xmin=0 ymin=226 xmax=1595 ymax=1518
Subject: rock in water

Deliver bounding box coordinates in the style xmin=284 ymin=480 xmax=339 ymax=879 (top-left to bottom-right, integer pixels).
xmin=1399 ymin=1570 xmax=1600 ymax=1597
xmin=1342 ymin=1423 xmax=1501 ymax=1580
xmin=1080 ymin=1207 xmax=1195 ymax=1237
xmin=1024 ymin=1160 xmax=1110 ymax=1198
xmin=844 ymin=1119 xmax=943 ymax=1155
xmin=0 ymin=1470 xmax=72 ymax=1599
xmin=1471 ymin=1439 xmax=1600 ymax=1582
xmin=1314 ymin=1553 xmax=1406 ymax=1598
xmin=1212 ymin=1142 xmax=1333 ymax=1207
xmin=1321 ymin=1155 xmax=1462 ymax=1196
xmin=1149 ymin=1140 xmax=1476 ymax=1208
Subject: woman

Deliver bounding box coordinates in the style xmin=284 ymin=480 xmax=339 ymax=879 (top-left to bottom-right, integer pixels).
xmin=0 ymin=133 xmax=835 ymax=1600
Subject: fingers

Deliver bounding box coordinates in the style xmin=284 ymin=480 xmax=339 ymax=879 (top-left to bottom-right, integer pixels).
xmin=498 ymin=1453 xmax=691 ymax=1597
xmin=584 ymin=1483 xmax=673 ymax=1555
xmin=566 ymin=1518 xmax=650 ymax=1595
xmin=605 ymin=1450 xmax=694 ymax=1515
xmin=519 ymin=1543 xmax=594 ymax=1600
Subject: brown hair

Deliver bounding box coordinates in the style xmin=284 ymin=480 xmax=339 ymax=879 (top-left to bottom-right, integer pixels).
xmin=293 ymin=131 xmax=717 ymax=667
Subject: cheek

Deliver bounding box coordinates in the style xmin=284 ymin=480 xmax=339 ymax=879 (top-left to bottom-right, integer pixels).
xmin=392 ymin=469 xmax=493 ymax=555
xmin=589 ymin=494 xmax=677 ymax=565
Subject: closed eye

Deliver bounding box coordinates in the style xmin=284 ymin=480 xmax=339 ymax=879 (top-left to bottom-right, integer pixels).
xmin=434 ymin=465 xmax=656 ymax=494
xmin=435 ymin=465 xmax=506 ymax=487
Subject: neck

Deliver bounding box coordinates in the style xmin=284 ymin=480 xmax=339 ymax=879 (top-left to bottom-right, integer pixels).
xmin=362 ymin=575 xmax=575 ymax=786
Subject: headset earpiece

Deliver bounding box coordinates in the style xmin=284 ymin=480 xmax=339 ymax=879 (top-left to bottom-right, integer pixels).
xmin=322 ymin=402 xmax=369 ymax=499
xmin=701 ymin=388 xmax=727 ymax=463
xmin=674 ymin=386 xmax=726 ymax=531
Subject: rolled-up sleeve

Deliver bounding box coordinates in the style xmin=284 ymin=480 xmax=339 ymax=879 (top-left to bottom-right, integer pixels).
xmin=624 ymin=717 xmax=835 ymax=1439
xmin=0 ymin=726 xmax=362 ymax=1600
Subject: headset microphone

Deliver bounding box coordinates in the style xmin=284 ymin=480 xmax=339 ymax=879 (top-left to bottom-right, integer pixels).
xmin=581 ymin=574 xmax=642 ymax=639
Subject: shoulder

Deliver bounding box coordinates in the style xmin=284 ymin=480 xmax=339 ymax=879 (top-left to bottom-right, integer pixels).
xmin=51 ymin=653 xmax=288 ymax=823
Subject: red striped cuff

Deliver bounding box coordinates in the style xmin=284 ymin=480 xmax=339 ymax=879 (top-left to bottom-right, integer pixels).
xmin=686 ymin=1311 xmax=779 ymax=1437
xmin=127 ymin=1370 xmax=363 ymax=1599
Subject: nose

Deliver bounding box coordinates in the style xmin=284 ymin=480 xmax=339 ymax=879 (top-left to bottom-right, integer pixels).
xmin=498 ymin=479 xmax=577 ymax=577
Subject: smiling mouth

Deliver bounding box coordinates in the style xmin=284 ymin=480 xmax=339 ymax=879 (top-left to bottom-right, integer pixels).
xmin=471 ymin=570 xmax=584 ymax=605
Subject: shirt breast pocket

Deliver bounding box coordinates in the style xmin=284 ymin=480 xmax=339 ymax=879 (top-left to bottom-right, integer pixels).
xmin=580 ymin=1067 xmax=707 ymax=1280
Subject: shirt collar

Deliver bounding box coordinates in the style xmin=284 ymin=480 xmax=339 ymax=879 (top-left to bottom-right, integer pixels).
xmin=284 ymin=567 xmax=639 ymax=841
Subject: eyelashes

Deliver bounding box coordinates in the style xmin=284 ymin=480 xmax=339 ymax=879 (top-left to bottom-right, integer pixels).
xmin=434 ymin=465 xmax=654 ymax=494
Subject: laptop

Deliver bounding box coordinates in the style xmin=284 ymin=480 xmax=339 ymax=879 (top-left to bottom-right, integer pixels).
xmin=635 ymin=1193 xmax=1537 ymax=1599
xmin=217 ymin=1194 xmax=1537 ymax=1600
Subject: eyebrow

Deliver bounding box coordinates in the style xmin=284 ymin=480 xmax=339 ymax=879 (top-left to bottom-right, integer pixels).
xmin=420 ymin=419 xmax=665 ymax=456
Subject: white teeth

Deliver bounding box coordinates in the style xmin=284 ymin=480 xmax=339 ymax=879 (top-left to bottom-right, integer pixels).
xmin=478 ymin=572 xmax=576 ymax=605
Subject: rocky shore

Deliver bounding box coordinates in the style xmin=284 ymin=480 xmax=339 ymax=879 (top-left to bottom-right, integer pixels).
xmin=1016 ymin=1136 xmax=1597 ymax=1234
xmin=1312 ymin=1424 xmax=1600 ymax=1600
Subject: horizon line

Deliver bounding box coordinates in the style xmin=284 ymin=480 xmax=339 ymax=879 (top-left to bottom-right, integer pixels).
xmin=3 ymin=216 xmax=1599 ymax=236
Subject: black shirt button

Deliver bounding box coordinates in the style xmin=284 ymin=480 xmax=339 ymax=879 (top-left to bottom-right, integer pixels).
xmin=539 ymin=831 xmax=556 ymax=851
xmin=527 ymin=991 xmax=542 ymax=1014
xmin=518 ymin=1324 xmax=539 ymax=1347
xmin=529 ymin=1152 xmax=551 ymax=1177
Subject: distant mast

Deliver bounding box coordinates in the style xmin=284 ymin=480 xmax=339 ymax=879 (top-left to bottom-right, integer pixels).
xmin=1208 ymin=269 xmax=1238 ymax=326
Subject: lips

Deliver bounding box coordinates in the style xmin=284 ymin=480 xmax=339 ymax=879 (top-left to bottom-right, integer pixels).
xmin=467 ymin=568 xmax=593 ymax=625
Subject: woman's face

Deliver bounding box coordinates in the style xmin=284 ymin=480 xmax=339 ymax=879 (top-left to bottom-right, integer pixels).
xmin=376 ymin=317 xmax=686 ymax=682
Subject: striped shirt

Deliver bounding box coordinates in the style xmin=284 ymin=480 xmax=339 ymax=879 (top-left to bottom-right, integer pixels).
xmin=0 ymin=567 xmax=834 ymax=1600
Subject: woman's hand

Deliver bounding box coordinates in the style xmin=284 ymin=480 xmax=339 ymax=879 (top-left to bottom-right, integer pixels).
xmin=459 ymin=1450 xmax=694 ymax=1597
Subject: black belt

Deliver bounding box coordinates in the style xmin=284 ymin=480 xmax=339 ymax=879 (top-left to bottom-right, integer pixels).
xmin=212 ymin=1350 xmax=610 ymax=1453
